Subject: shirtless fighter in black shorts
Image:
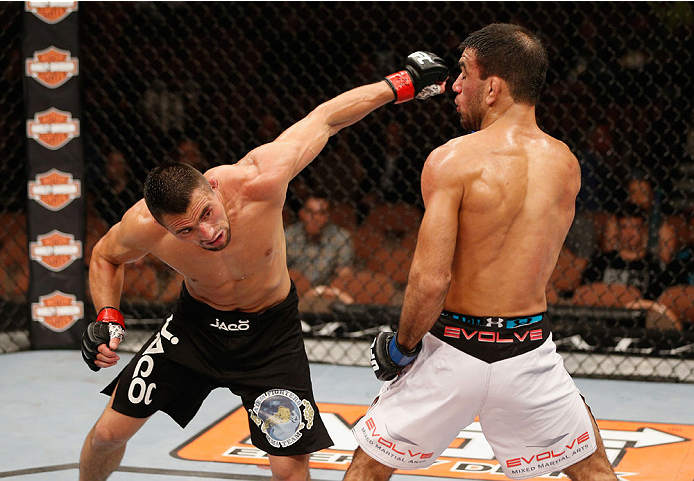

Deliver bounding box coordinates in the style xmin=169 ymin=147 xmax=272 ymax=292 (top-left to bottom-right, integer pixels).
xmin=79 ymin=52 xmax=448 ymax=481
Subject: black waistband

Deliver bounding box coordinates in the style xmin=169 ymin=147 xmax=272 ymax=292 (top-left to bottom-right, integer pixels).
xmin=176 ymin=281 xmax=298 ymax=323
xmin=430 ymin=311 xmax=550 ymax=363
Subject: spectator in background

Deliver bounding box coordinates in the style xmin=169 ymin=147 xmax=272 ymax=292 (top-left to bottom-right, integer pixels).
xmin=603 ymin=173 xmax=669 ymax=262
xmin=285 ymin=194 xmax=355 ymax=288
xmin=581 ymin=203 xmax=663 ymax=300
xmin=575 ymin=203 xmax=679 ymax=328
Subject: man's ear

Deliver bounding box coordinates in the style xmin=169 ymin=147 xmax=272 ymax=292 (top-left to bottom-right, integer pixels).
xmin=209 ymin=177 xmax=219 ymax=190
xmin=485 ymin=76 xmax=502 ymax=106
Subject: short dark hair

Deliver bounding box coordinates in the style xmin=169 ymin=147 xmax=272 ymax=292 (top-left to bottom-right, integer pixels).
xmin=143 ymin=162 xmax=210 ymax=225
xmin=460 ymin=23 xmax=548 ymax=105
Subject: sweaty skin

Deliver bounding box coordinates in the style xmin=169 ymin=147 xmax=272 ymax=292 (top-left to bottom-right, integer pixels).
xmin=88 ymin=82 xmax=395 ymax=367
xmin=345 ymin=44 xmax=616 ymax=481
xmin=396 ymin=48 xmax=580 ymax=351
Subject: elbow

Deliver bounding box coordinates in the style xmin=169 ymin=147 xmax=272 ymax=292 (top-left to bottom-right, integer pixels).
xmin=309 ymin=104 xmax=334 ymax=131
xmin=311 ymin=102 xmax=346 ymax=136
xmin=408 ymin=268 xmax=451 ymax=299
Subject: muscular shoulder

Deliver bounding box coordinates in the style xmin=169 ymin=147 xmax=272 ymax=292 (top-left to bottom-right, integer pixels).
xmin=422 ymin=135 xmax=483 ymax=181
xmin=541 ymin=135 xmax=581 ymax=191
xmin=420 ymin=138 xmax=472 ymax=201
xmin=218 ymin=143 xmax=299 ymax=201
xmin=116 ymin=199 xmax=167 ymax=249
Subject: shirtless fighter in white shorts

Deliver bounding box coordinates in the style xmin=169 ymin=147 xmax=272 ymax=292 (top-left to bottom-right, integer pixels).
xmin=344 ymin=24 xmax=618 ymax=481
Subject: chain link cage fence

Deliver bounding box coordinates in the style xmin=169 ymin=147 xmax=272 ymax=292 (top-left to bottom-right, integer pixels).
xmin=1 ymin=2 xmax=693 ymax=380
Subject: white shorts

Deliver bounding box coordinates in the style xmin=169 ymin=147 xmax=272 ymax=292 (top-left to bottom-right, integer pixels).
xmin=352 ymin=333 xmax=597 ymax=479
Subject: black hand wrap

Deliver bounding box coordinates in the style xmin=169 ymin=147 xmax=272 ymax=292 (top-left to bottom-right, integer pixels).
xmin=384 ymin=51 xmax=449 ymax=104
xmin=81 ymin=307 xmax=125 ymax=372
xmin=370 ymin=331 xmax=422 ymax=381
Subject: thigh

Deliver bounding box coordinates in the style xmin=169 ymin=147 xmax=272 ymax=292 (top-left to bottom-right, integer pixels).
xmin=481 ymin=336 xmax=598 ymax=479
xmin=105 ymin=319 xmax=218 ymax=428
xmin=352 ymin=334 xmax=490 ymax=470
xmin=235 ymin=325 xmax=333 ymax=457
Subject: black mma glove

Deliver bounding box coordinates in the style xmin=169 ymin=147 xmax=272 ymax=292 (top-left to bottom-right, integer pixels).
xmin=384 ymin=51 xmax=449 ymax=104
xmin=370 ymin=331 xmax=422 ymax=381
xmin=81 ymin=307 xmax=125 ymax=372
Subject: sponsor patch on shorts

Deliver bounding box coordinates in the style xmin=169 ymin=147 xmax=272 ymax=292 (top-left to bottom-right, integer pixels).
xmin=248 ymin=389 xmax=315 ymax=448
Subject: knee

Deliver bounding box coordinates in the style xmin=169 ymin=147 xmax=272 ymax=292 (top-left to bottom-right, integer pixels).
xmin=270 ymin=466 xmax=309 ymax=481
xmin=89 ymin=422 xmax=130 ymax=452
xmin=269 ymin=454 xmax=310 ymax=481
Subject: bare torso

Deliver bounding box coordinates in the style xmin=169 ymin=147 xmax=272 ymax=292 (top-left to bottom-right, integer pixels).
xmin=441 ymin=119 xmax=580 ymax=316
xmin=110 ymin=161 xmax=292 ymax=312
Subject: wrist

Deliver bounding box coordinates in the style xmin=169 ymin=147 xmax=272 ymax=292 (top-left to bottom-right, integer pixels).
xmin=96 ymin=306 xmax=125 ymax=329
xmin=388 ymin=334 xmax=420 ymax=366
xmin=384 ymin=71 xmax=415 ymax=104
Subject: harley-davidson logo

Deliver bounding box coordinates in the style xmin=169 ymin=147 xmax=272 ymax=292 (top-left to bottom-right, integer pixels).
xmin=28 ymin=168 xmax=81 ymax=211
xmin=26 ymin=108 xmax=80 ymax=150
xmin=31 ymin=290 xmax=84 ymax=332
xmin=30 ymin=230 xmax=82 ymax=272
xmin=26 ymin=46 xmax=79 ymax=89
xmin=25 ymin=1 xmax=78 ymax=24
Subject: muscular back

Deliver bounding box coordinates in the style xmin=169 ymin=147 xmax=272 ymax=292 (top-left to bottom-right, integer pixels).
xmin=438 ymin=123 xmax=580 ymax=316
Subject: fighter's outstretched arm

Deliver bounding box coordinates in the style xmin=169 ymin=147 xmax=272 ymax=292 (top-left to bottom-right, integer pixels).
xmin=244 ymin=52 xmax=448 ymax=183
xmin=277 ymin=81 xmax=394 ymax=179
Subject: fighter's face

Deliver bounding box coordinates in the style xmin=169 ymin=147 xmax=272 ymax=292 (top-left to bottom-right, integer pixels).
xmin=162 ymin=187 xmax=231 ymax=251
xmin=452 ymin=49 xmax=485 ymax=131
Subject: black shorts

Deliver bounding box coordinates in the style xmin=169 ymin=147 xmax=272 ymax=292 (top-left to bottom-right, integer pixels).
xmin=429 ymin=310 xmax=550 ymax=363
xmin=102 ymin=281 xmax=333 ymax=456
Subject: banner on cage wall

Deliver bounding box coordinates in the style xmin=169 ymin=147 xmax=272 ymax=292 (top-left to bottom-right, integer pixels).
xmin=23 ymin=1 xmax=86 ymax=348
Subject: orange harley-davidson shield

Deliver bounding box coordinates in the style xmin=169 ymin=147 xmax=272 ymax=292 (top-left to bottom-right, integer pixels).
xmin=173 ymin=402 xmax=694 ymax=480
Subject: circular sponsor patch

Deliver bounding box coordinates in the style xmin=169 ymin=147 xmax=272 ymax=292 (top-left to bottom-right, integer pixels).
xmin=248 ymin=389 xmax=314 ymax=448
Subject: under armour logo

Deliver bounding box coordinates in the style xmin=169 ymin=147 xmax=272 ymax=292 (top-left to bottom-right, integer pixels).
xmin=486 ymin=317 xmax=504 ymax=328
